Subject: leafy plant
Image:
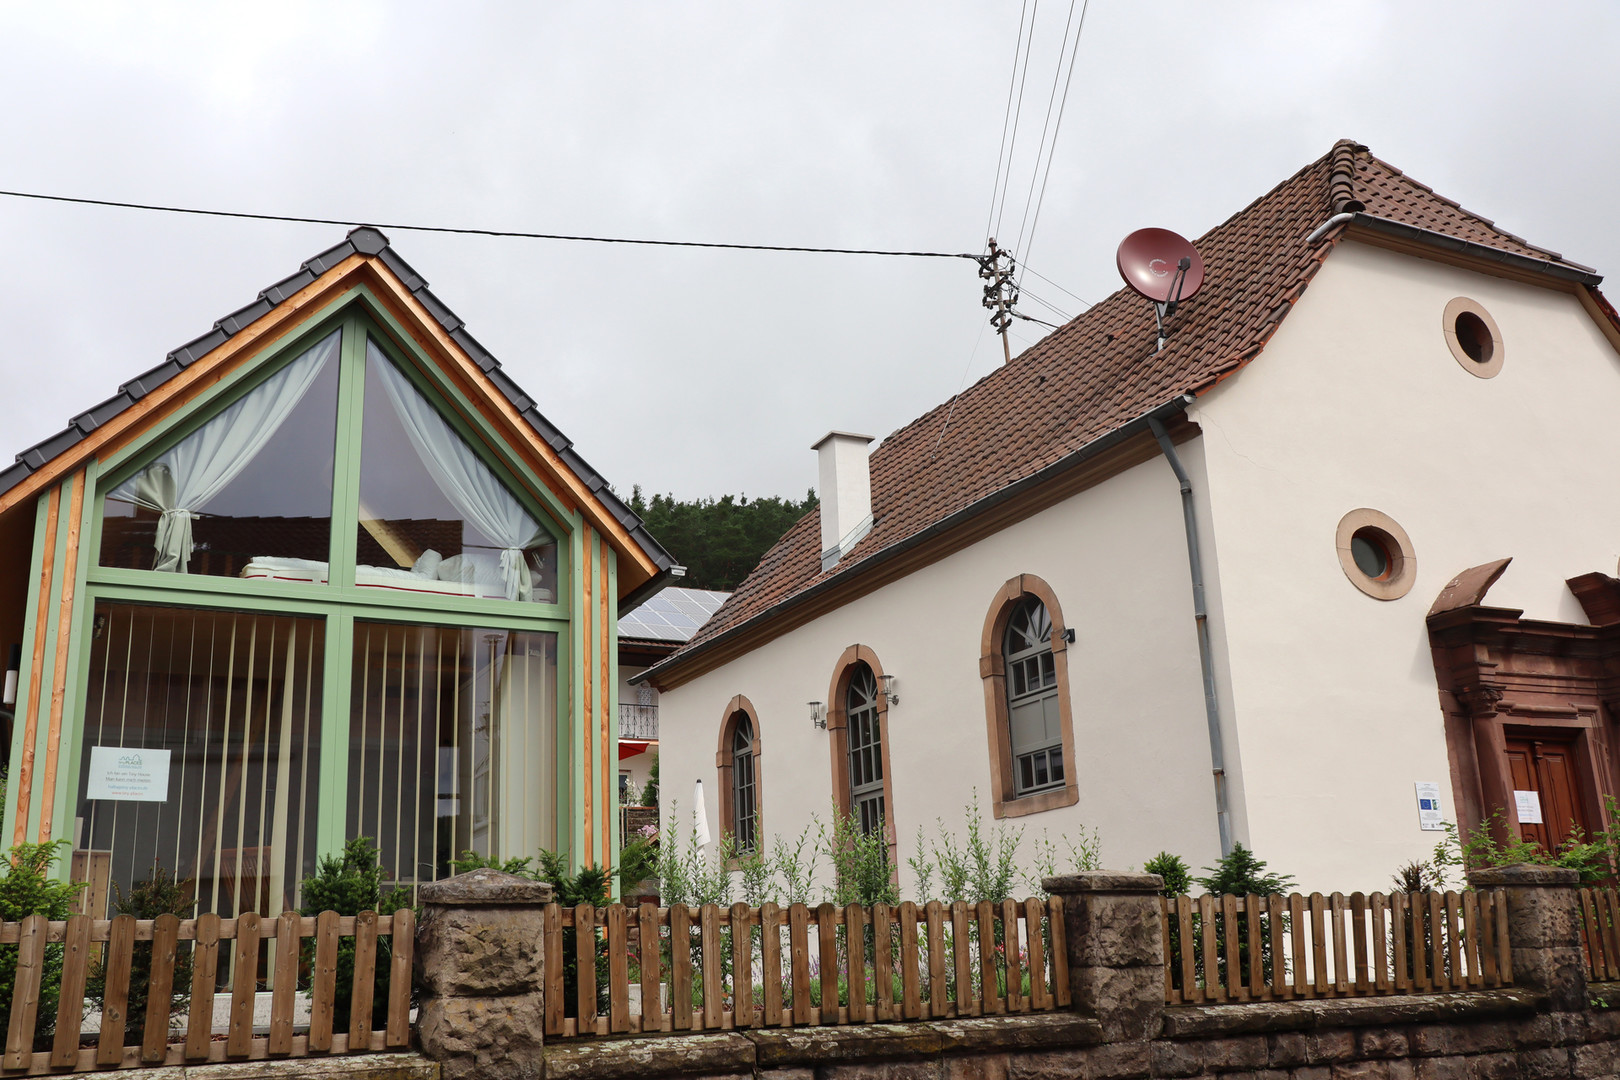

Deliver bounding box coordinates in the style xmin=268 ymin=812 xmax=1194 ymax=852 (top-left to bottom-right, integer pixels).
xmin=643 ymin=754 xmax=659 ymax=809
xmin=773 ymin=820 xmax=822 ymax=905
xmin=928 ymin=791 xmax=1022 ymax=905
xmin=1195 ymin=843 xmax=1295 ymax=897
xmin=618 ymin=835 xmax=659 ymax=896
xmin=1392 ymin=860 xmax=1446 ymax=894
xmin=0 ymin=842 xmax=84 ymax=1045
xmin=448 ymin=851 xmax=535 ymax=876
xmin=298 ymin=837 xmax=412 ymax=1034
xmin=1026 ymin=827 xmax=1103 ymax=894
xmin=1430 ymin=806 xmax=1617 ymax=886
xmin=824 ymin=806 xmax=899 ymax=908
xmin=86 ymin=864 xmax=195 ymax=1045
xmin=1144 ymin=852 xmax=1192 ymax=897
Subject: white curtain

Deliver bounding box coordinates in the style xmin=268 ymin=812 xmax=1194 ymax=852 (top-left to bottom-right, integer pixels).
xmin=367 ymin=342 xmax=544 ymax=601
xmin=111 ymin=331 xmax=340 ymax=573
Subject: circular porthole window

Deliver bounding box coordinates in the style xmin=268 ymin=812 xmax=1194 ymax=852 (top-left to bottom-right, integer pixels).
xmin=1336 ymin=509 xmax=1415 ymax=600
xmin=1443 ymin=298 xmax=1503 ymax=378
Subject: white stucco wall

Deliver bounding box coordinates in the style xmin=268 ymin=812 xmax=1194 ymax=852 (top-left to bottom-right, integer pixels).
xmin=656 ymin=448 xmax=1225 ymax=898
xmin=1193 ymin=239 xmax=1620 ymax=894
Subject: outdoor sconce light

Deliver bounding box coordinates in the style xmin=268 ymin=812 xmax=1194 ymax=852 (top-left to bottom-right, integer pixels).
xmin=879 ymin=673 xmax=899 ymax=707
xmin=808 ymin=701 xmax=826 ymax=730
xmin=2 ymin=644 xmax=19 ymax=707
xmin=1060 ymin=628 xmax=1076 ymax=644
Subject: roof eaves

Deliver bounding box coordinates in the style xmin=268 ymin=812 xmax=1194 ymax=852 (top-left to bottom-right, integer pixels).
xmin=637 ymin=393 xmax=1196 ymax=686
xmin=1342 ymin=214 xmax=1601 ymax=285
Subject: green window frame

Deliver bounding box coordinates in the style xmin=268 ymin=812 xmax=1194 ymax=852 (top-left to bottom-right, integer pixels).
xmin=59 ymin=295 xmax=579 ymax=895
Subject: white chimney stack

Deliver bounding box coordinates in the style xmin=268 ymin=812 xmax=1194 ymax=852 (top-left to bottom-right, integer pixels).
xmin=813 ymin=431 xmax=875 ymax=572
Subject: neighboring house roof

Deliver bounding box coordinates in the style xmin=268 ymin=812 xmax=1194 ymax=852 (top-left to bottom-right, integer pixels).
xmin=0 ymin=226 xmax=676 ymax=604
xmin=648 ymin=139 xmax=1615 ymax=684
xmin=619 ymin=587 xmax=731 ymax=645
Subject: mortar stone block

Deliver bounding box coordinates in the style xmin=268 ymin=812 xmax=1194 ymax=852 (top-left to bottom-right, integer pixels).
xmin=1203 ymin=1037 xmax=1269 ymax=1070
xmin=1330 ymin=1063 xmax=1389 ymax=1080
xmin=416 ymin=906 xmax=545 ymax=997
xmin=943 ymin=1053 xmax=1010 ymax=1080
xmin=1306 ymin=1032 xmax=1356 ymax=1064
xmin=1466 ymin=1053 xmax=1520 ymax=1080
xmin=417 ymin=994 xmax=546 ymax=1080
xmin=1152 ymin=1040 xmax=1206 ymax=1077
xmin=1517 ymin=1047 xmax=1574 ymax=1080
xmin=1356 ymin=1029 xmax=1409 ymax=1059
xmin=1270 ymin=1034 xmax=1309 ymax=1068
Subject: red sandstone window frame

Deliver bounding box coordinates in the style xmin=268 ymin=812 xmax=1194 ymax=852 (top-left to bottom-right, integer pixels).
xmin=825 ymin=644 xmax=898 ymax=861
xmin=716 ymin=694 xmax=763 ymax=859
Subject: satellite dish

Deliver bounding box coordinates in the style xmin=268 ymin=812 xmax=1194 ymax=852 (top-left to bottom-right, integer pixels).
xmin=1116 ymin=228 xmax=1206 ymax=351
xmin=1116 ymin=228 xmax=1205 ymax=304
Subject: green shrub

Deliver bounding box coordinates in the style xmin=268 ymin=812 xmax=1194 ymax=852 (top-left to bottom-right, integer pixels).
xmin=1144 ymin=852 xmax=1192 ymax=897
xmin=86 ymin=864 xmax=195 ymax=1045
xmin=298 ymin=837 xmax=412 ymax=1034
xmin=0 ymin=842 xmax=85 ymax=1045
xmin=1195 ymin=843 xmax=1295 ymax=897
xmin=1431 ymin=805 xmax=1617 ymax=886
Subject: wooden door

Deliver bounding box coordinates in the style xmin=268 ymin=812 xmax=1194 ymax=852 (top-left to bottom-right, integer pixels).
xmin=1505 ymin=735 xmax=1591 ymax=851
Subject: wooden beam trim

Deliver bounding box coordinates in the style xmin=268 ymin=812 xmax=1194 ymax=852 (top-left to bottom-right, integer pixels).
xmin=598 ymin=539 xmax=611 ymax=870
xmin=580 ymin=530 xmax=594 ymax=866
xmin=0 ymin=256 xmax=368 ymax=520
xmin=14 ymin=486 xmax=60 ymax=846
xmin=37 ymin=473 xmax=85 ymax=843
xmin=1340 ymin=228 xmax=1582 ymax=293
xmin=1575 ymin=287 xmax=1620 ymax=360
xmin=651 ymin=428 xmax=1175 ymax=690
xmin=352 ymin=261 xmax=660 ymax=588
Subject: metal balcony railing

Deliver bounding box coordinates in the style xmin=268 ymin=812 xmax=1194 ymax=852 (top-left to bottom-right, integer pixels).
xmin=619 ymin=702 xmax=659 ymax=740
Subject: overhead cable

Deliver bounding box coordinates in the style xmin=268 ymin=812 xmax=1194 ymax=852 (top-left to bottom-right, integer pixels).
xmin=1017 ymin=0 xmax=1091 ymax=277
xmin=993 ymin=0 xmax=1042 ymax=239
xmin=0 ymin=188 xmax=978 ymax=261
xmin=1011 ymin=0 xmax=1081 ymax=259
xmin=984 ymin=0 xmax=1032 ymax=242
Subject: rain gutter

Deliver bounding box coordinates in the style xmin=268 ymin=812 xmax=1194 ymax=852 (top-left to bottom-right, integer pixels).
xmin=1305 ymin=213 xmax=1602 ymax=286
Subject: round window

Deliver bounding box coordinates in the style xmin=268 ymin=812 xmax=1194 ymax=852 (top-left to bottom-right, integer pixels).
xmin=1336 ymin=510 xmax=1415 ymax=600
xmin=1443 ymin=298 xmax=1503 ymax=378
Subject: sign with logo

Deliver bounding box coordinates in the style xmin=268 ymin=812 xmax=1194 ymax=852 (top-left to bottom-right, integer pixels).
xmin=1414 ymin=781 xmax=1446 ymax=832
xmin=1514 ymin=789 xmax=1544 ymax=825
xmin=85 ymin=746 xmax=171 ymax=802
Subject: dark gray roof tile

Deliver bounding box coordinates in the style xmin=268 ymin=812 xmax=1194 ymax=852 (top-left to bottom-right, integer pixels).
xmin=21 ymin=429 xmax=84 ymax=468
xmin=522 ymin=408 xmax=571 ymax=452
xmin=449 ymin=327 xmax=497 ymax=372
xmin=216 ymin=297 xmax=273 ymax=335
xmin=302 ymin=240 xmax=356 ymax=275
xmin=487 ymin=370 xmax=532 ymax=411
xmin=72 ymin=396 xmax=134 ymax=434
xmin=0 ymin=462 xmax=32 ymax=494
xmin=260 ymin=268 xmax=317 ymax=304
xmin=377 ymin=247 xmax=426 ymax=291
xmin=168 ymin=327 xmax=230 ymax=366
xmin=349 ymin=227 xmax=388 ymax=255
xmin=415 ymin=290 xmax=463 ymax=333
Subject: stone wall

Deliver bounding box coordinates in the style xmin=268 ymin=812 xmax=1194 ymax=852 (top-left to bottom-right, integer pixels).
xmin=411 ymin=865 xmax=1620 ymax=1080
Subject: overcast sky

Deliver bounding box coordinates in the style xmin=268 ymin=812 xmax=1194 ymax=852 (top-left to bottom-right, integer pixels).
xmin=2 ymin=2 xmax=1617 ymax=503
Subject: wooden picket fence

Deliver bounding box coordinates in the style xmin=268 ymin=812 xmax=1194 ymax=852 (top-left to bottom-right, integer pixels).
xmin=544 ymin=898 xmax=1069 ymax=1038
xmin=0 ymin=908 xmax=413 ymax=1075
xmin=1578 ymin=887 xmax=1620 ymax=980
xmin=1161 ymin=890 xmax=1512 ymax=1004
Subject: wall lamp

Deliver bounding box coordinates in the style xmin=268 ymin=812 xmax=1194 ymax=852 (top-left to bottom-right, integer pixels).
xmin=879 ymin=674 xmax=899 ymax=707
xmin=808 ymin=701 xmax=826 ymax=730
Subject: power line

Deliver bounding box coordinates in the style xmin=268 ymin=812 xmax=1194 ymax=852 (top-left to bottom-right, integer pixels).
xmin=1021 ymin=263 xmax=1091 ymax=309
xmin=984 ymin=0 xmax=1032 ymax=242
xmin=0 ymin=187 xmax=978 ymax=261
xmin=1011 ymin=0 xmax=1080 ymax=259
xmin=1018 ymin=0 xmax=1091 ymax=276
xmin=993 ymin=0 xmax=1041 ymax=240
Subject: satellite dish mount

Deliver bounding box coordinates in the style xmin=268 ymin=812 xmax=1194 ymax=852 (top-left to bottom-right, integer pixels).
xmin=1116 ymin=228 xmax=1206 ymax=352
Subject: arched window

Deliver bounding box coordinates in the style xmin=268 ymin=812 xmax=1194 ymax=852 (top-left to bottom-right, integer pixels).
xmin=846 ymin=663 xmax=885 ymax=836
xmin=1005 ymin=597 xmax=1062 ymax=795
xmin=826 ymin=645 xmax=896 ymax=854
xmin=731 ymin=715 xmax=758 ymax=852
xmin=980 ymin=575 xmax=1078 ymax=819
xmin=717 ymin=695 xmax=762 ymax=854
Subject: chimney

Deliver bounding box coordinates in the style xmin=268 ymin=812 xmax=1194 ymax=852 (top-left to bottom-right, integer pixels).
xmin=812 ymin=431 xmax=874 ymax=572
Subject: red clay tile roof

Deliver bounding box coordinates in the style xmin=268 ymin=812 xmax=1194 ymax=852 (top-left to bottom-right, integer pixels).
xmin=659 ymin=140 xmax=1599 ymax=671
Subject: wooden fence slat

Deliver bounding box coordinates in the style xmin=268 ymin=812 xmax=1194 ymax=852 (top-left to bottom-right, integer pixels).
xmin=789 ymin=903 xmax=811 ymax=1026
xmin=901 ymin=902 xmax=922 ymax=1019
xmin=1583 ymin=890 xmax=1605 ymax=980
xmin=1268 ymin=895 xmax=1287 ymax=1000
xmin=1199 ymin=895 xmax=1221 ymax=1002
xmin=1025 ymin=898 xmax=1048 ymax=1011
xmin=671 ymin=904 xmax=694 ymax=1031
xmin=186 ymin=914 xmax=221 ymax=1059
xmin=1001 ymin=899 xmax=1022 ymax=1014
xmin=308 ymin=911 xmax=338 ymax=1053
xmin=1479 ymin=892 xmax=1500 ymax=986
xmin=96 ymin=914 xmax=137 ymax=1065
xmin=346 ymin=911 xmax=377 ymax=1052
xmin=1391 ymin=893 xmax=1410 ymax=993
xmin=731 ymin=902 xmax=753 ymax=1029
xmin=845 ymin=904 xmax=867 ymax=1022
xmin=701 ymin=905 xmax=723 ymax=1030
xmin=1330 ymin=893 xmax=1349 ymax=995
xmin=760 ymin=903 xmax=784 ymax=1028
xmin=1245 ymin=894 xmax=1264 ymax=1000
xmin=1462 ymin=892 xmax=1483 ymax=989
xmin=576 ymin=904 xmax=598 ymax=1033
xmin=1289 ymin=894 xmax=1308 ymax=997
xmin=1309 ymin=894 xmax=1329 ymax=996
xmin=875 ymin=903 xmax=897 ymax=1021
xmin=1428 ymin=892 xmax=1447 ymax=991
xmin=1350 ymin=893 xmax=1369 ymax=994
xmin=387 ymin=907 xmax=415 ymax=1048
xmin=976 ymin=901 xmax=999 ymax=1015
xmin=1600 ymin=891 xmax=1620 ymax=983
xmin=817 ymin=902 xmax=840 ymax=1025
xmin=1161 ymin=899 xmax=1177 ymax=1004
xmin=227 ymin=911 xmax=262 ymax=1058
xmin=927 ymin=901 xmax=947 ymax=1018
xmin=608 ymin=905 xmax=631 ymax=1034
xmin=953 ymin=902 xmax=974 ymax=1016
xmin=1049 ymin=895 xmax=1070 ymax=1008
xmin=640 ymin=903 xmax=662 ymax=1033
xmin=1222 ymin=894 xmax=1241 ymax=1001
xmin=1445 ymin=891 xmax=1464 ymax=991
xmin=5 ymin=913 xmax=47 ymax=1069
xmin=544 ymin=904 xmax=565 ymax=1036
xmin=52 ymin=915 xmax=94 ymax=1067
xmin=1371 ymin=893 xmax=1389 ymax=992
xmin=268 ymin=911 xmax=299 ymax=1056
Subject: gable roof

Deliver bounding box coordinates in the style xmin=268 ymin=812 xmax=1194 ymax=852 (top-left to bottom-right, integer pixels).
xmin=0 ymin=226 xmax=676 ymax=605
xmin=647 ymin=140 xmax=1613 ymax=685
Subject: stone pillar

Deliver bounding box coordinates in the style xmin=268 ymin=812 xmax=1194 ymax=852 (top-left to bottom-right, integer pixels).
xmin=416 ymin=868 xmax=554 ymax=1080
xmin=1468 ymin=863 xmax=1586 ymax=1011
xmin=1044 ymin=871 xmax=1165 ymax=1041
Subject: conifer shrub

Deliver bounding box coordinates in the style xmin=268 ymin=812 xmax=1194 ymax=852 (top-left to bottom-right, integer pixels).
xmin=86 ymin=864 xmax=194 ymax=1045
xmin=298 ymin=838 xmax=412 ymax=1034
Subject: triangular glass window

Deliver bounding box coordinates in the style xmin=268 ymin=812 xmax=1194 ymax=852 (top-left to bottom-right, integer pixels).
xmin=354 ymin=339 xmax=559 ymax=603
xmin=99 ymin=329 xmax=341 ymax=579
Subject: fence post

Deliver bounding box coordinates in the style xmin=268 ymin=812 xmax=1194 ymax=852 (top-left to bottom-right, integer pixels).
xmin=416 ymin=868 xmax=555 ymax=1080
xmin=1044 ymin=871 xmax=1165 ymax=1041
xmin=1467 ymin=863 xmax=1585 ymax=1011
